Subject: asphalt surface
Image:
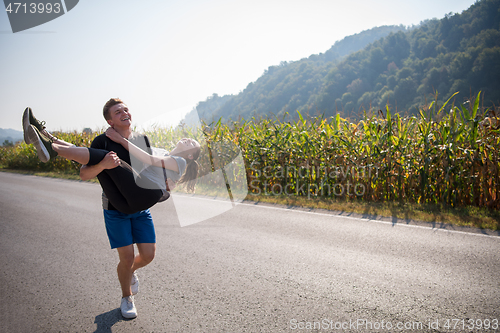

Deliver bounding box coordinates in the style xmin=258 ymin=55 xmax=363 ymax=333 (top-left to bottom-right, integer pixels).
xmin=1 ymin=172 xmax=499 ymax=333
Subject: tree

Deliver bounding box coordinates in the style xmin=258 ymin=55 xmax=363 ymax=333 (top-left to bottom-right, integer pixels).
xmin=2 ymin=140 xmax=14 ymax=147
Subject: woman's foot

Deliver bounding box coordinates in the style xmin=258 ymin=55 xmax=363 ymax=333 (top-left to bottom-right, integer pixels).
xmin=22 ymin=107 xmax=61 ymax=144
xmin=26 ymin=125 xmax=58 ymax=163
xmin=23 ymin=107 xmax=47 ymax=144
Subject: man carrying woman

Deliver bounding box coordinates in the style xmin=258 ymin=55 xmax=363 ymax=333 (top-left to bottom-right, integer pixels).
xmin=23 ymin=98 xmax=200 ymax=319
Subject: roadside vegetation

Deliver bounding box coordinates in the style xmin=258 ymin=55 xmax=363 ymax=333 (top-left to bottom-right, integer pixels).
xmin=1 ymin=92 xmax=498 ymax=230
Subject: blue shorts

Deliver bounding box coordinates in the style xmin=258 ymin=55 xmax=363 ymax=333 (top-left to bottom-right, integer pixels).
xmin=103 ymin=209 xmax=156 ymax=249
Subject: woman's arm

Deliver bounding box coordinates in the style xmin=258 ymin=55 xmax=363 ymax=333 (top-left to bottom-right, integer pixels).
xmin=106 ymin=128 xmax=179 ymax=172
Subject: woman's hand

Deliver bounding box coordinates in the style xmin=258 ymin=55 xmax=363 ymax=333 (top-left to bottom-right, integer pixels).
xmin=106 ymin=127 xmax=126 ymax=145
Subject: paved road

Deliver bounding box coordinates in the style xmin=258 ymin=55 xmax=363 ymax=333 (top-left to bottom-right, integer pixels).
xmin=1 ymin=172 xmax=499 ymax=332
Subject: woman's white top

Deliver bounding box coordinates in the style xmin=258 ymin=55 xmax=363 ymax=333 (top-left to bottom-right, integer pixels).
xmin=138 ymin=147 xmax=187 ymax=190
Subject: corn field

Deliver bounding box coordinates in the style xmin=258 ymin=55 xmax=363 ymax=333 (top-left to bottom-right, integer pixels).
xmin=0 ymin=130 xmax=98 ymax=173
xmin=200 ymin=91 xmax=500 ymax=209
xmin=1 ymin=92 xmax=499 ymax=209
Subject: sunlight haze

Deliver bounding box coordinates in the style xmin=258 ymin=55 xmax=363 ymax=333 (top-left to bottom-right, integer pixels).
xmin=0 ymin=0 xmax=476 ymax=132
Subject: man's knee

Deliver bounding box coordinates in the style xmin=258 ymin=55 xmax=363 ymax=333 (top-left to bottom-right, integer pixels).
xmin=117 ymin=245 xmax=135 ymax=266
xmin=138 ymin=243 xmax=156 ymax=264
xmin=142 ymin=251 xmax=155 ymax=264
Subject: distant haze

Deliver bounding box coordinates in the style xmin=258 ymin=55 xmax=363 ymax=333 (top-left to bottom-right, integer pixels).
xmin=0 ymin=0 xmax=477 ymax=132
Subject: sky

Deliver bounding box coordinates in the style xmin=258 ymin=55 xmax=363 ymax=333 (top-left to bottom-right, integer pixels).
xmin=0 ymin=0 xmax=477 ymax=132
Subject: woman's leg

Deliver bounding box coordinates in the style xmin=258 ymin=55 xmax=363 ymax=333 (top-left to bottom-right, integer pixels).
xmin=43 ymin=131 xmax=74 ymax=147
xmin=52 ymin=142 xmax=90 ymax=164
xmin=85 ymin=148 xmax=164 ymax=214
xmin=40 ymin=128 xmax=92 ymax=164
xmin=97 ymin=165 xmax=163 ymax=214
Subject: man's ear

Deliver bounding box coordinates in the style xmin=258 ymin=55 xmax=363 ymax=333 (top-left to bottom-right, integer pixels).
xmin=106 ymin=119 xmax=114 ymax=127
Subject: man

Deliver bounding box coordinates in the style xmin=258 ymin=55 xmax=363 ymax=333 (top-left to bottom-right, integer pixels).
xmin=80 ymin=98 xmax=156 ymax=319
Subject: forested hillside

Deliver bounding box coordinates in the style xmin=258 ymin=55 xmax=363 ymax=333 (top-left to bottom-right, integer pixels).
xmin=184 ymin=25 xmax=406 ymax=124
xmin=314 ymin=0 xmax=500 ymax=118
xmin=187 ymin=0 xmax=500 ymax=123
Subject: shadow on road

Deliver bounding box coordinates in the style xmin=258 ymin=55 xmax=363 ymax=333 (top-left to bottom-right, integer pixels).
xmin=94 ymin=308 xmax=130 ymax=332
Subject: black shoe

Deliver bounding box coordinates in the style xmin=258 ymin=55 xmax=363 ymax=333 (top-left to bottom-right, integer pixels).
xmin=23 ymin=107 xmax=47 ymax=144
xmin=26 ymin=125 xmax=58 ymax=163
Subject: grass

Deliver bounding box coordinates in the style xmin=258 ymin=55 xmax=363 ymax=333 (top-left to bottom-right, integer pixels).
xmin=245 ymin=194 xmax=500 ymax=231
xmin=2 ymin=167 xmax=498 ymax=231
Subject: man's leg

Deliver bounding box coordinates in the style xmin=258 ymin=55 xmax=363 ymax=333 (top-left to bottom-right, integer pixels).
xmin=127 ymin=210 xmax=156 ymax=297
xmin=105 ymin=208 xmax=156 ymax=319
xmin=115 ymin=243 xmax=155 ymax=298
xmin=116 ymin=245 xmax=139 ymax=319
xmin=130 ymin=210 xmax=156 ymax=264
xmin=116 ymin=244 xmax=136 ymax=298
xmin=132 ymin=243 xmax=156 ymax=272
xmin=103 ymin=209 xmax=138 ymax=318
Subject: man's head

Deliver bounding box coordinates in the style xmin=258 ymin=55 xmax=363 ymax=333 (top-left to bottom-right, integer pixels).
xmin=103 ymin=98 xmax=124 ymax=120
xmin=103 ymin=98 xmax=132 ymax=130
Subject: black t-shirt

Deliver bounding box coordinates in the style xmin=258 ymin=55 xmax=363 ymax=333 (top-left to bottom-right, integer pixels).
xmin=90 ymin=132 xmax=152 ymax=210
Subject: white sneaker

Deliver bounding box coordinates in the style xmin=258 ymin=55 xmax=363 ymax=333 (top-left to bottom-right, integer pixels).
xmin=120 ymin=296 xmax=137 ymax=319
xmin=131 ymin=271 xmax=139 ymax=295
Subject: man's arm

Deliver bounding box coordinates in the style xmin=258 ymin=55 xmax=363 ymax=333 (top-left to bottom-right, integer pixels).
xmin=79 ymin=151 xmax=121 ymax=181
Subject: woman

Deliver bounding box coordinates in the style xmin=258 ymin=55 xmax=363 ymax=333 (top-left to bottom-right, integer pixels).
xmin=25 ymin=112 xmax=201 ymax=214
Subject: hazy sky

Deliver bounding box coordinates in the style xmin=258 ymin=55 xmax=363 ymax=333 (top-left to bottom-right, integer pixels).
xmin=1 ymin=0 xmax=476 ymax=132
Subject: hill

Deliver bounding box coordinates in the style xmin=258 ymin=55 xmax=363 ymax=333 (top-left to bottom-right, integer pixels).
xmin=185 ymin=0 xmax=500 ymax=123
xmin=0 ymin=128 xmax=23 ymax=146
xmin=183 ymin=25 xmax=407 ymax=125
xmin=314 ymin=0 xmax=500 ymax=118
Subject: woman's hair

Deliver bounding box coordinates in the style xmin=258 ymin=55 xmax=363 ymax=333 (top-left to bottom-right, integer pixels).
xmin=103 ymin=98 xmax=124 ymax=120
xmin=177 ymin=146 xmax=201 ymax=192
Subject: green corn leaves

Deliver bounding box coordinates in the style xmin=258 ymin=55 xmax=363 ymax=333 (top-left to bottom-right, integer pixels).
xmin=1 ymin=93 xmax=497 ymax=209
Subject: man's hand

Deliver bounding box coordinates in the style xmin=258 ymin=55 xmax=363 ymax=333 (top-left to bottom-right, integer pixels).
xmin=79 ymin=151 xmax=120 ymax=180
xmin=102 ymin=151 xmax=121 ymax=169
xmin=166 ymin=178 xmax=177 ymax=192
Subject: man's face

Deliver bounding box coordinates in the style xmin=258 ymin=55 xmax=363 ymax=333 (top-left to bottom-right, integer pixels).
xmin=107 ymin=103 xmax=132 ymax=129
